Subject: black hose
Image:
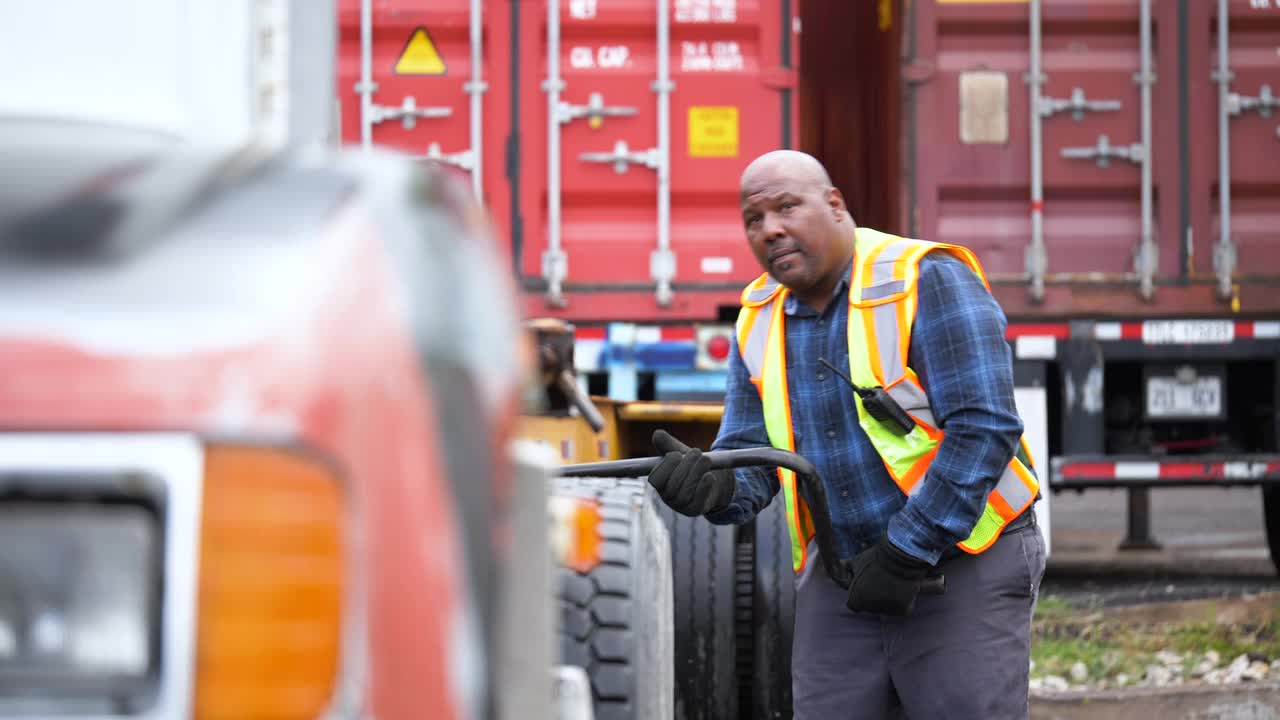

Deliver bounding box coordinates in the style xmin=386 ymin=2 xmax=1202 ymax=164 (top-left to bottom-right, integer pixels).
xmin=561 ymin=448 xmax=849 ymax=589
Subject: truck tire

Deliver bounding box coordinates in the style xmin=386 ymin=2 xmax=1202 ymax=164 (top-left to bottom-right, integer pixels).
xmin=657 ymin=503 xmax=739 ymax=720
xmin=556 ymin=477 xmax=674 ymax=720
xmin=1264 ymin=485 xmax=1280 ymax=576
xmin=734 ymin=533 xmax=755 ymax=720
xmin=750 ymin=500 xmax=796 ymax=720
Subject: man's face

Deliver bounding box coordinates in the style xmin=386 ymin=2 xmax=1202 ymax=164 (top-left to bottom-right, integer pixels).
xmin=740 ymin=166 xmax=846 ymax=292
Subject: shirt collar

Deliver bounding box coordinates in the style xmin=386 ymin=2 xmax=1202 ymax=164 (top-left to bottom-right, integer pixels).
xmin=783 ymin=257 xmax=855 ymax=317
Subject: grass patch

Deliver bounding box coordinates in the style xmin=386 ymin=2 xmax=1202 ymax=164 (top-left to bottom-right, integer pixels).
xmin=1030 ymin=595 xmax=1280 ymax=687
xmin=1032 ymin=636 xmax=1148 ymax=682
xmin=1166 ymin=621 xmax=1280 ymax=661
xmin=1033 ymin=594 xmax=1076 ymax=621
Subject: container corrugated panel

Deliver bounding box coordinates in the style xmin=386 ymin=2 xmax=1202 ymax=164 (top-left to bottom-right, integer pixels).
xmin=907 ymin=0 xmax=1279 ymax=316
xmin=515 ymin=0 xmax=795 ymax=321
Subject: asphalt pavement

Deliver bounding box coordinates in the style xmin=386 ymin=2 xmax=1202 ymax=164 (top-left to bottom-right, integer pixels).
xmin=1041 ymin=485 xmax=1280 ymax=606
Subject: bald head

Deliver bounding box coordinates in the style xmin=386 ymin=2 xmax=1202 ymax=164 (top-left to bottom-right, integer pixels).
xmin=737 ymin=150 xmax=854 ymax=312
xmin=739 ymin=150 xmax=833 ymax=200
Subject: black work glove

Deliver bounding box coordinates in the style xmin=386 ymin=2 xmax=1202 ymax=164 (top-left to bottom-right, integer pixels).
xmin=647 ymin=430 xmax=736 ymax=517
xmin=845 ymin=535 xmax=933 ymax=616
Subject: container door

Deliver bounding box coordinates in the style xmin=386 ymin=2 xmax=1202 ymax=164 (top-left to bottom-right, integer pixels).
xmin=519 ymin=0 xmax=794 ymax=321
xmin=902 ymin=1 xmax=1197 ymax=313
xmin=335 ymin=0 xmax=509 ymax=229
xmin=1194 ymin=0 xmax=1280 ymax=297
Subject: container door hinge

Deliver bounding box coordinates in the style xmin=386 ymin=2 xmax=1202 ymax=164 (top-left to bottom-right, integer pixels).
xmin=1213 ymin=242 xmax=1238 ymax=301
xmin=542 ymin=248 xmax=569 ymax=308
xmin=650 ymin=248 xmax=677 ymax=308
xmin=1133 ymin=242 xmax=1160 ymax=300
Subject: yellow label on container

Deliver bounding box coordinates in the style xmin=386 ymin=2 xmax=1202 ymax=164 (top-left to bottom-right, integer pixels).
xmin=688 ymin=106 xmax=739 ymax=158
xmin=395 ymin=27 xmax=447 ymax=75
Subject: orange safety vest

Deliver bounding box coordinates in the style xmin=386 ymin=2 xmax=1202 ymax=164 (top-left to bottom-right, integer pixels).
xmin=735 ymin=227 xmax=1039 ymax=573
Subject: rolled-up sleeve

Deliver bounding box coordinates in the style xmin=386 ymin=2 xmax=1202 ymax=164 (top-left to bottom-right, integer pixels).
xmin=705 ymin=334 xmax=780 ymax=525
xmin=886 ymin=255 xmax=1024 ymax=565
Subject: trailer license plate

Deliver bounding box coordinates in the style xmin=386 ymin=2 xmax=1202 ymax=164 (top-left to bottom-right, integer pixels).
xmin=1142 ymin=320 xmax=1234 ymax=345
xmin=1146 ymin=376 xmax=1222 ymax=418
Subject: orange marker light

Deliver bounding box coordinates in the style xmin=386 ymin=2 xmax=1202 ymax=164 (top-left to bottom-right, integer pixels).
xmin=194 ymin=445 xmax=346 ymax=720
xmin=551 ymin=497 xmax=603 ymax=575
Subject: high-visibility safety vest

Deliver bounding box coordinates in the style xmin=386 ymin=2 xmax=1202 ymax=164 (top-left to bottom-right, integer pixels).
xmin=735 ymin=227 xmax=1039 ymax=573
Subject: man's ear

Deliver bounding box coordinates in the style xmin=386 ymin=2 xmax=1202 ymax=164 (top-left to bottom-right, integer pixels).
xmin=826 ymin=187 xmax=847 ymax=219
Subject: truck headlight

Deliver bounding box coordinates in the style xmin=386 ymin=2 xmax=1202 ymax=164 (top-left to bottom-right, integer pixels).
xmin=0 ymin=503 xmax=158 ymax=690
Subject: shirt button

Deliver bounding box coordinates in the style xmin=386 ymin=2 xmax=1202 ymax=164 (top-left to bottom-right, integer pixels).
xmin=825 ymin=429 xmax=837 ymax=439
xmin=842 ymin=490 xmax=849 ymax=498
xmin=817 ymin=372 xmax=826 ymax=381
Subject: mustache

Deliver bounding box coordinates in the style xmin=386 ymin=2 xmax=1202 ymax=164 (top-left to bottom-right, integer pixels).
xmin=768 ymin=246 xmax=802 ymax=262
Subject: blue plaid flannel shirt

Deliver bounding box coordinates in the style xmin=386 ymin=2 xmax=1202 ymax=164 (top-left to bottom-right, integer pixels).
xmin=705 ymin=252 xmax=1025 ymax=566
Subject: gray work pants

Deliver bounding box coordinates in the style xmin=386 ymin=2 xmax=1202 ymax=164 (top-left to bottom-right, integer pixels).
xmin=792 ymin=523 xmax=1047 ymax=720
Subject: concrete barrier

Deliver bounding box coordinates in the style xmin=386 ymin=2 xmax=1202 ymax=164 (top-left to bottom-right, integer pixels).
xmin=1032 ymin=682 xmax=1280 ymax=720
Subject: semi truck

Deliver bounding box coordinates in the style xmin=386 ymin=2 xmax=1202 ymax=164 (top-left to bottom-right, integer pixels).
xmin=339 ymin=0 xmax=1280 ymax=560
xmin=0 ymin=2 xmax=598 ymax=718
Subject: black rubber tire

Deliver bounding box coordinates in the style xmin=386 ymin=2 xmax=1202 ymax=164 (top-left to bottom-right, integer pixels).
xmin=750 ymin=499 xmax=796 ymax=720
xmin=657 ymin=503 xmax=739 ymax=720
xmin=556 ymin=477 xmax=674 ymax=720
xmin=1264 ymin=485 xmax=1280 ymax=576
xmin=734 ymin=532 xmax=755 ymax=719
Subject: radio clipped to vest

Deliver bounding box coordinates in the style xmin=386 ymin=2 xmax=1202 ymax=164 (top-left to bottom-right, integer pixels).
xmin=818 ymin=357 xmax=916 ymax=435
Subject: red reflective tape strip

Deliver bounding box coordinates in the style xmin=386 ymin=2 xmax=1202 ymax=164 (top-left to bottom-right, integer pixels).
xmin=1236 ymin=321 xmax=1254 ymax=339
xmin=1121 ymin=323 xmax=1143 ymax=340
xmin=1006 ymin=323 xmax=1070 ymax=340
xmin=1158 ymin=463 xmax=1216 ymax=480
xmin=575 ymin=327 xmax=607 ymax=340
xmin=1031 ymin=200 xmax=1045 ymax=213
xmin=1059 ymin=462 xmax=1116 ymax=479
xmin=660 ymin=326 xmax=696 ymax=342
xmin=1063 ymin=461 xmax=1280 ymax=483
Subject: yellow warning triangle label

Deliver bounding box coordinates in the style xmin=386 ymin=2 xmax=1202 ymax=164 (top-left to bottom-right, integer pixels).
xmin=394 ymin=27 xmax=446 ymax=75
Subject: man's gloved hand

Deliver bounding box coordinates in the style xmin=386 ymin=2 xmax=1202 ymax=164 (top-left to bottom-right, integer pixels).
xmin=647 ymin=430 xmax=736 ymax=517
xmin=845 ymin=535 xmax=933 ymax=616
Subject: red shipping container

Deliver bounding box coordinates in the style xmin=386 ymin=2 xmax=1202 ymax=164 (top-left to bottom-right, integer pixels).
xmin=337 ymin=0 xmax=1280 ymax=323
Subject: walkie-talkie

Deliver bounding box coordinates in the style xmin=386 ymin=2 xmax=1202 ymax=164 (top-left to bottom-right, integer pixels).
xmin=818 ymin=357 xmax=917 ymax=435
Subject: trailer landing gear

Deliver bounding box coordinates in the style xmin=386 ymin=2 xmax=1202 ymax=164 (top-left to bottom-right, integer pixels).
xmin=1118 ymin=487 xmax=1162 ymax=551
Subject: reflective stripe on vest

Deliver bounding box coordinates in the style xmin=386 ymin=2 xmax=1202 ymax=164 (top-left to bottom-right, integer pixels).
xmin=736 ymin=227 xmax=1040 ymax=572
xmin=736 ymin=297 xmax=816 ymax=571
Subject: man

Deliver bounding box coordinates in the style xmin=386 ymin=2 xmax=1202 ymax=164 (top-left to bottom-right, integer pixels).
xmin=646 ymin=150 xmax=1046 ymax=719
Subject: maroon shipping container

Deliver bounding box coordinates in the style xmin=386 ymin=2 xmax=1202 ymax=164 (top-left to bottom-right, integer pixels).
xmin=900 ymin=0 xmax=1280 ymax=318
